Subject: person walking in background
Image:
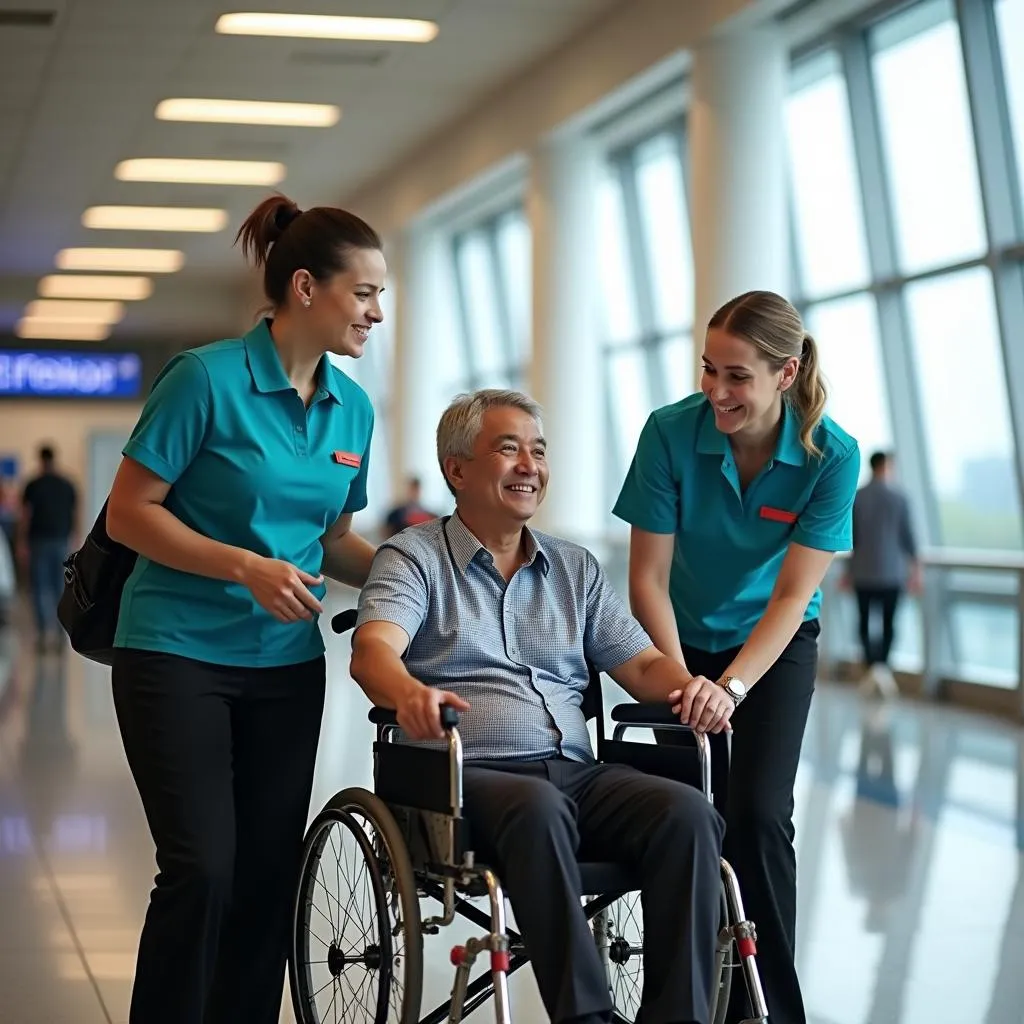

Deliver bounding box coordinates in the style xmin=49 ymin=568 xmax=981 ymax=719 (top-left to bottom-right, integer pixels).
xmin=382 ymin=474 xmax=438 ymax=537
xmin=18 ymin=445 xmax=77 ymax=651
xmin=0 ymin=476 xmax=18 ymax=623
xmin=847 ymin=450 xmax=920 ymax=698
xmin=0 ymin=475 xmax=19 ymax=558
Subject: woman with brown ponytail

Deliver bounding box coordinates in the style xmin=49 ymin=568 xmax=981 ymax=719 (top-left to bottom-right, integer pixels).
xmin=612 ymin=290 xmax=860 ymax=1024
xmin=105 ymin=193 xmax=386 ymax=1023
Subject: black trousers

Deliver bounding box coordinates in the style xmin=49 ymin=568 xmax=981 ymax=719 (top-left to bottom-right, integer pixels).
xmin=462 ymin=758 xmax=725 ymax=1024
xmin=854 ymin=586 xmax=902 ymax=666
xmin=657 ymin=618 xmax=820 ymax=1024
xmin=112 ymin=649 xmax=327 ymax=1024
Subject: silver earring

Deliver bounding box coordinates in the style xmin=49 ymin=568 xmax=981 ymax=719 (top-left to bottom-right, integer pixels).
xmin=303 ymin=298 xmax=311 ymax=308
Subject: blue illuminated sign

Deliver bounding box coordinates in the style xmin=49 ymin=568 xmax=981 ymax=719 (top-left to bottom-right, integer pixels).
xmin=0 ymin=349 xmax=142 ymax=398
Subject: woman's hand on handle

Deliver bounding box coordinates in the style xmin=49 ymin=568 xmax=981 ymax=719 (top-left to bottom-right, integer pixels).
xmin=669 ymin=675 xmax=734 ymax=734
xmin=239 ymin=555 xmax=324 ymax=622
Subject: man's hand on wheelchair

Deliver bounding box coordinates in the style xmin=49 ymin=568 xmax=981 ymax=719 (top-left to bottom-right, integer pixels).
xmin=397 ymin=683 xmax=471 ymax=740
xmin=668 ymin=675 xmax=734 ymax=735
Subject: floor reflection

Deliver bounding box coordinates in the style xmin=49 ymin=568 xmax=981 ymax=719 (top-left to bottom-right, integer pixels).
xmin=0 ymin=604 xmax=1021 ymax=1023
xmin=796 ymin=686 xmax=1024 ymax=1024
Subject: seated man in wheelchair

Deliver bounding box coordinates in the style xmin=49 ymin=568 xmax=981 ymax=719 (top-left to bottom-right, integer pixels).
xmin=351 ymin=388 xmax=736 ymax=1024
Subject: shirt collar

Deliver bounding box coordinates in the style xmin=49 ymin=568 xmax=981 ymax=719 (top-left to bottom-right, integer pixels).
xmin=696 ymin=399 xmax=727 ymax=456
xmin=774 ymin=402 xmax=806 ymax=466
xmin=695 ymin=396 xmax=806 ymax=466
xmin=447 ymin=511 xmax=550 ymax=576
xmin=243 ymin=318 xmax=343 ymax=405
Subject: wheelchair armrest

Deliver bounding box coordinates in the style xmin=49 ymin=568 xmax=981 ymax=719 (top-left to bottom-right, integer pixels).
xmin=609 ymin=702 xmax=681 ymax=728
xmin=368 ymin=707 xmax=398 ymax=726
xmin=606 ymin=702 xmax=713 ymax=801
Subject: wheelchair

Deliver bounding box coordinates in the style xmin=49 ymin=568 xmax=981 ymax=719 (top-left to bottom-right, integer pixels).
xmin=288 ymin=610 xmax=770 ymax=1024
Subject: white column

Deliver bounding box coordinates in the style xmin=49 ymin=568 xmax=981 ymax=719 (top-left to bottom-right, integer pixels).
xmin=527 ymin=133 xmax=604 ymax=544
xmin=391 ymin=224 xmax=448 ymax=510
xmin=689 ymin=23 xmax=789 ymax=359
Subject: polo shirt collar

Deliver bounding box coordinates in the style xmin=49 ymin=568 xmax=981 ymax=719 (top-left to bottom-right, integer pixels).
xmin=243 ymin=318 xmax=343 ymax=405
xmin=695 ymin=397 xmax=805 ymax=466
xmin=774 ymin=401 xmax=806 ymax=466
xmin=447 ymin=512 xmax=550 ymax=576
xmin=696 ymin=400 xmax=727 ymax=456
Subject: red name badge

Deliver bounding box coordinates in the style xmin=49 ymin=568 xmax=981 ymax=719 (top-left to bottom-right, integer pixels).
xmin=333 ymin=450 xmax=361 ymax=468
xmin=760 ymin=506 xmax=798 ymax=524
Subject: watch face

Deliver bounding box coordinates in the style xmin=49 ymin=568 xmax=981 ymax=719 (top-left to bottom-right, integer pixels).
xmin=726 ymin=678 xmax=746 ymax=698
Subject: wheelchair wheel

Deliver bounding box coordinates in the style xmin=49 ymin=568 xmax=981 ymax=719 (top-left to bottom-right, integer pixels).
xmin=712 ymin=887 xmax=733 ymax=1024
xmin=289 ymin=787 xmax=423 ymax=1024
xmin=596 ymin=891 xmax=643 ymax=1023
xmin=597 ymin=888 xmax=734 ymax=1024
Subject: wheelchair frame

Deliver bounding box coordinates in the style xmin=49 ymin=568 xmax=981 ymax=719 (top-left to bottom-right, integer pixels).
xmin=289 ymin=611 xmax=770 ymax=1024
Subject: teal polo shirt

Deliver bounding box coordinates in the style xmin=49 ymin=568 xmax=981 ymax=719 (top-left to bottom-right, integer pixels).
xmin=114 ymin=319 xmax=374 ymax=667
xmin=613 ymin=393 xmax=859 ymax=653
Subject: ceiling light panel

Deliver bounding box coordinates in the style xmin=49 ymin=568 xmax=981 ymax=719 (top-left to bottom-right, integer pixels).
xmin=15 ymin=320 xmax=113 ymax=342
xmin=55 ymin=248 xmax=185 ymax=273
xmin=25 ymin=299 xmax=125 ymax=323
xmin=38 ymin=275 xmax=153 ymax=301
xmin=215 ymin=13 xmax=439 ymax=42
xmin=83 ymin=206 xmax=229 ymax=232
xmin=156 ymin=98 xmax=340 ymax=127
xmin=114 ymin=158 xmax=285 ymax=186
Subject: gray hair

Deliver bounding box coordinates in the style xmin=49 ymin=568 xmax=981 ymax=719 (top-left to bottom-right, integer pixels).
xmin=437 ymin=388 xmax=544 ymax=495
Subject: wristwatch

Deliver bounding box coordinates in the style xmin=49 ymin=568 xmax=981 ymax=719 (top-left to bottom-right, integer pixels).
xmin=720 ymin=676 xmax=747 ymax=707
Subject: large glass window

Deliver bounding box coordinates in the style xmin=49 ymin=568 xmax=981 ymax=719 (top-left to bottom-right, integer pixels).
xmin=804 ymin=293 xmax=891 ymax=481
xmin=453 ymin=232 xmax=507 ymax=381
xmin=903 ymin=268 xmax=1022 ymax=550
xmin=451 ymin=207 xmax=531 ymax=391
xmin=995 ymin=0 xmax=1024 ymax=217
xmin=786 ymin=50 xmax=871 ymax=299
xmin=634 ymin=133 xmax=693 ymax=335
xmin=596 ymin=173 xmax=637 ymax=348
xmin=605 ymin=349 xmax=651 ymax=468
xmin=597 ymin=124 xmax=693 ymax=485
xmin=944 ymin=570 xmax=1019 ymax=687
xmin=790 ymin=0 xmax=1024 ymax=702
xmin=870 ymin=0 xmax=987 ymax=275
xmin=495 ymin=208 xmax=531 ymax=370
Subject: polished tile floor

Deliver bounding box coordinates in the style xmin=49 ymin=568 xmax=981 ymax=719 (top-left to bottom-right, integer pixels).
xmin=0 ymin=595 xmax=1022 ymax=1024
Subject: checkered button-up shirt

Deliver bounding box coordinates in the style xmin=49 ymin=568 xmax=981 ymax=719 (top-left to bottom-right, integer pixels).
xmin=355 ymin=513 xmax=652 ymax=762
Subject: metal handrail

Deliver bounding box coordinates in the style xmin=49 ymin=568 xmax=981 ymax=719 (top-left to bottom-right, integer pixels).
xmin=821 ymin=552 xmax=1024 ymax=717
xmin=596 ymin=535 xmax=1024 ymax=716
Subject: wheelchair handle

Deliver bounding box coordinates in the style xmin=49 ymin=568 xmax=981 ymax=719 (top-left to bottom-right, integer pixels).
xmin=334 ymin=606 xmax=458 ymax=731
xmin=332 ymin=609 xmax=359 ymax=634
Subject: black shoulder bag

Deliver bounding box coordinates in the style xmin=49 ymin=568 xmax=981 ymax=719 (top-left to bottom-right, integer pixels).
xmin=57 ymin=499 xmax=138 ymax=665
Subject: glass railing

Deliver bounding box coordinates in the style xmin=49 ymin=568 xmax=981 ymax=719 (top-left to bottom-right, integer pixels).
xmin=818 ymin=550 xmax=1022 ymax=714
xmin=597 ymin=535 xmax=1024 ymax=719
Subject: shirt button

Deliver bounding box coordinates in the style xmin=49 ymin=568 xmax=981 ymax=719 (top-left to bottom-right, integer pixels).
xmin=295 ymin=424 xmax=305 ymax=433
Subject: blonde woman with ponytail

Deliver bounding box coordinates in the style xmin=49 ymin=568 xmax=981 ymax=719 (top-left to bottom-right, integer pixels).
xmin=613 ymin=290 xmax=860 ymax=1024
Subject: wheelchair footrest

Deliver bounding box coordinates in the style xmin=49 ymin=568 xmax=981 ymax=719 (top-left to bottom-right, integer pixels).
xmin=450 ymin=933 xmax=511 ymax=971
xmin=449 ymin=932 xmax=512 ymax=1024
xmin=732 ymin=919 xmax=758 ymax=959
